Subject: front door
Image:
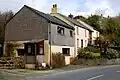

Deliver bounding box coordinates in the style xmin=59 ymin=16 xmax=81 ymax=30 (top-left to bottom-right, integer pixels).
xmin=25 ymin=43 xmax=36 ymax=64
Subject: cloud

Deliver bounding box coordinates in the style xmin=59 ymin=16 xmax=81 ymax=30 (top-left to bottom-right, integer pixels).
xmin=0 ymin=0 xmax=119 ymax=17
xmin=83 ymin=0 xmax=116 ymax=17
xmin=0 ymin=0 xmax=24 ymax=12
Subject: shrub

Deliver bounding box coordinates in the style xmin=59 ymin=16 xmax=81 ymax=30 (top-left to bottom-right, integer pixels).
xmin=13 ymin=57 xmax=25 ymax=69
xmin=52 ymin=52 xmax=65 ymax=68
xmin=5 ymin=42 xmax=20 ymax=57
xmin=105 ymin=49 xmax=119 ymax=59
xmin=84 ymin=46 xmax=100 ymax=53
xmin=70 ymin=57 xmax=78 ymax=65
xmin=77 ymin=48 xmax=94 ymax=59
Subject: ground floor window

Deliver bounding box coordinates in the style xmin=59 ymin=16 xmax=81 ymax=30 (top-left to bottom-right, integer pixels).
xmin=62 ymin=48 xmax=70 ymax=56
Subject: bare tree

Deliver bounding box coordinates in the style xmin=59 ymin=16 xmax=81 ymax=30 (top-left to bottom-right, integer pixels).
xmin=95 ymin=8 xmax=107 ymax=16
xmin=0 ymin=11 xmax=14 ymax=42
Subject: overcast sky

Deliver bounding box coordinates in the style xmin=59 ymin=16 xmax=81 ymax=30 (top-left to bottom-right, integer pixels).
xmin=0 ymin=0 xmax=120 ymax=17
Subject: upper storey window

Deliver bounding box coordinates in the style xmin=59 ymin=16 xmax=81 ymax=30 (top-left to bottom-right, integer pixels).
xmin=57 ymin=26 xmax=64 ymax=35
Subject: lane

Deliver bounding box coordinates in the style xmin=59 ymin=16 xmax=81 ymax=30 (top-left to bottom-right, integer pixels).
xmin=25 ymin=65 xmax=120 ymax=80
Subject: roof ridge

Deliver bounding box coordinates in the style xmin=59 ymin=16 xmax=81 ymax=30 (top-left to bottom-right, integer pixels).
xmin=56 ymin=13 xmax=94 ymax=31
xmin=24 ymin=5 xmax=74 ymax=29
xmin=24 ymin=5 xmax=50 ymax=21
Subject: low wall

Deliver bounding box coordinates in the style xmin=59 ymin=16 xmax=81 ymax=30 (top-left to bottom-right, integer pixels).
xmin=0 ymin=57 xmax=25 ymax=69
xmin=71 ymin=58 xmax=120 ymax=65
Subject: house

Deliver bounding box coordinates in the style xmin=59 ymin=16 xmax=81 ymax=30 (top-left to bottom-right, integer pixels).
xmin=50 ymin=4 xmax=94 ymax=56
xmin=76 ymin=19 xmax=100 ymax=45
xmin=4 ymin=5 xmax=75 ymax=68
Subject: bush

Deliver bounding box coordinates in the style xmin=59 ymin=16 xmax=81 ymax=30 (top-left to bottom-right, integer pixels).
xmin=84 ymin=46 xmax=100 ymax=53
xmin=52 ymin=52 xmax=65 ymax=68
xmin=70 ymin=57 xmax=78 ymax=65
xmin=5 ymin=42 xmax=20 ymax=57
xmin=77 ymin=48 xmax=95 ymax=59
xmin=13 ymin=57 xmax=25 ymax=69
xmin=105 ymin=49 xmax=119 ymax=59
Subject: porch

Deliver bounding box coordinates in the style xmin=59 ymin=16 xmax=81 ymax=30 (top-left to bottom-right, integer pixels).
xmin=23 ymin=40 xmax=50 ymax=69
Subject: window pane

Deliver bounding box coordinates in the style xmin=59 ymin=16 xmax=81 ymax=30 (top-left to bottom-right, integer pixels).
xmin=62 ymin=48 xmax=70 ymax=55
xmin=28 ymin=46 xmax=31 ymax=53
xmin=57 ymin=26 xmax=64 ymax=35
xmin=39 ymin=47 xmax=43 ymax=54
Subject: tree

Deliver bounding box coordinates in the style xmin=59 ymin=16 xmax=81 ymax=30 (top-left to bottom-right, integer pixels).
xmin=86 ymin=15 xmax=102 ymax=32
xmin=0 ymin=11 xmax=14 ymax=42
xmin=96 ymin=16 xmax=120 ymax=58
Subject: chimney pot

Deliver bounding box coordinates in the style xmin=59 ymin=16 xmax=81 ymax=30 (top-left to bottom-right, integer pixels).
xmin=51 ymin=4 xmax=58 ymax=13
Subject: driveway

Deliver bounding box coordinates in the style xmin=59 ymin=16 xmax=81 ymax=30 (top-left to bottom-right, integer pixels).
xmin=25 ymin=65 xmax=120 ymax=80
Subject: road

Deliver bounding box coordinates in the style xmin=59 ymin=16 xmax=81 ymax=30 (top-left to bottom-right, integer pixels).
xmin=26 ymin=65 xmax=120 ymax=80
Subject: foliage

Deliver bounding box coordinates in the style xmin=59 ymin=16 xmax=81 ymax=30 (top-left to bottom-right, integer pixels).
xmin=0 ymin=11 xmax=14 ymax=42
xmin=52 ymin=53 xmax=65 ymax=68
xmin=13 ymin=57 xmax=25 ymax=69
xmin=84 ymin=46 xmax=100 ymax=53
xmin=86 ymin=15 xmax=102 ymax=31
xmin=70 ymin=57 xmax=78 ymax=65
xmin=104 ymin=49 xmax=119 ymax=59
xmin=5 ymin=42 xmax=20 ymax=57
xmin=113 ymin=37 xmax=120 ymax=46
xmin=77 ymin=46 xmax=101 ymax=59
xmin=77 ymin=48 xmax=95 ymax=59
xmin=0 ymin=57 xmax=25 ymax=69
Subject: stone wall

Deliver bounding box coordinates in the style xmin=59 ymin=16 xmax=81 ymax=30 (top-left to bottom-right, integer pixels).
xmin=71 ymin=58 xmax=120 ymax=65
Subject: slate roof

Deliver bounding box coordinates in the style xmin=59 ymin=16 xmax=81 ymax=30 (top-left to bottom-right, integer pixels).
xmin=56 ymin=13 xmax=93 ymax=31
xmin=78 ymin=20 xmax=94 ymax=31
xmin=24 ymin=5 xmax=74 ymax=30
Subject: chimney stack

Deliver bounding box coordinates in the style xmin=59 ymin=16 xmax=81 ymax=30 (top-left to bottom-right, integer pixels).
xmin=68 ymin=14 xmax=73 ymax=19
xmin=51 ymin=4 xmax=58 ymax=13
